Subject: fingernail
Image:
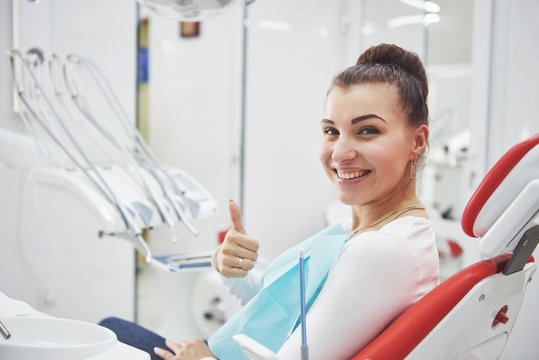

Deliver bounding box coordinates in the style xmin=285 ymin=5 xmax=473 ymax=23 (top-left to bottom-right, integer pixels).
xmin=229 ymin=199 xmax=234 ymax=203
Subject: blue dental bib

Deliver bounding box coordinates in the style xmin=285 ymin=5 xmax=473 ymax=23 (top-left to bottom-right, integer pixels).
xmin=208 ymin=222 xmax=349 ymax=360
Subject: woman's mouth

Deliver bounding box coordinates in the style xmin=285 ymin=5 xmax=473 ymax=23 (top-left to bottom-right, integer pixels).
xmin=334 ymin=169 xmax=372 ymax=181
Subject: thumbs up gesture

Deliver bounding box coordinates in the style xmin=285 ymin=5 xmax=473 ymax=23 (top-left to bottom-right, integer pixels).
xmin=214 ymin=200 xmax=259 ymax=278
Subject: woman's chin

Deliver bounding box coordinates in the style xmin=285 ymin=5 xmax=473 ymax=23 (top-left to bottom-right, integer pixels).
xmin=336 ymin=194 xmax=360 ymax=207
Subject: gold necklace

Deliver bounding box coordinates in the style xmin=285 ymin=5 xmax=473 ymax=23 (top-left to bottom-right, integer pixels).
xmin=350 ymin=205 xmax=425 ymax=236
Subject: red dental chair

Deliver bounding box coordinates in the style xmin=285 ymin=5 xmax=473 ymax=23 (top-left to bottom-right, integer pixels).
xmin=353 ymin=133 xmax=539 ymax=360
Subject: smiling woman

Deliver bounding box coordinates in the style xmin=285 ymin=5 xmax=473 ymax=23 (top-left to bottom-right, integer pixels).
xmin=320 ymin=44 xmax=430 ymax=234
xmin=99 ymin=44 xmax=438 ymax=360
xmin=274 ymin=44 xmax=437 ymax=359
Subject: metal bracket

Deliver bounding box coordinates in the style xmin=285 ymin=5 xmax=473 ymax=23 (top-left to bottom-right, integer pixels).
xmin=503 ymin=224 xmax=539 ymax=275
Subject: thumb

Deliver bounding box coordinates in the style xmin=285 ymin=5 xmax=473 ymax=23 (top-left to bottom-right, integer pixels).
xmin=229 ymin=200 xmax=246 ymax=234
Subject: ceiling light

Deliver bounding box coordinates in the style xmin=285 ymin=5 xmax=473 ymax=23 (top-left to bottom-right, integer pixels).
xmin=388 ymin=13 xmax=440 ymax=28
xmin=400 ymin=0 xmax=440 ymax=13
xmin=423 ymin=13 xmax=440 ymax=25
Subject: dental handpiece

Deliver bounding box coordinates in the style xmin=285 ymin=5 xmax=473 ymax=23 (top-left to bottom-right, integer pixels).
xmin=0 ymin=320 xmax=11 ymax=340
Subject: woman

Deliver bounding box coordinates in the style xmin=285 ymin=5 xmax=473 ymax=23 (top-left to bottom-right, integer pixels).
xmin=100 ymin=43 xmax=439 ymax=360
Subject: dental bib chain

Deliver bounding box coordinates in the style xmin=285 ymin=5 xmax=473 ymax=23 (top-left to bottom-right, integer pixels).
xmin=350 ymin=205 xmax=425 ymax=236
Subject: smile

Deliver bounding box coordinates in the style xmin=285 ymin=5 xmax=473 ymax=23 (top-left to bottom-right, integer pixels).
xmin=335 ymin=169 xmax=371 ymax=180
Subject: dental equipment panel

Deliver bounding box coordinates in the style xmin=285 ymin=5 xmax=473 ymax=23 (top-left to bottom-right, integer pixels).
xmin=5 ymin=48 xmax=217 ymax=267
xmin=152 ymin=250 xmax=214 ymax=272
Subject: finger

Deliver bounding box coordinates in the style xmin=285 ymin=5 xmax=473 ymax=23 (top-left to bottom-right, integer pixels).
xmin=177 ymin=340 xmax=190 ymax=348
xmin=222 ymin=241 xmax=258 ymax=261
xmin=223 ymin=254 xmax=255 ymax=271
xmin=229 ymin=200 xmax=246 ymax=234
xmin=165 ymin=339 xmax=183 ymax=352
xmin=238 ymin=258 xmax=255 ymax=271
xmin=154 ymin=347 xmax=175 ymax=360
xmin=224 ymin=230 xmax=259 ymax=253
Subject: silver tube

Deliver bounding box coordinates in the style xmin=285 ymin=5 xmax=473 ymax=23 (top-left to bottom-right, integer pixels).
xmin=301 ymin=345 xmax=308 ymax=360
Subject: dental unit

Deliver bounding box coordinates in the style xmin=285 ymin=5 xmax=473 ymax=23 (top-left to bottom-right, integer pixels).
xmin=61 ymin=55 xmax=197 ymax=235
xmin=52 ymin=54 xmax=179 ymax=238
xmin=9 ymin=49 xmax=152 ymax=261
xmin=5 ymin=48 xmax=217 ymax=266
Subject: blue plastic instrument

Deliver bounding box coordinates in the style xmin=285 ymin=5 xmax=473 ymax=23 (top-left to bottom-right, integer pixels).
xmin=299 ymin=248 xmax=308 ymax=360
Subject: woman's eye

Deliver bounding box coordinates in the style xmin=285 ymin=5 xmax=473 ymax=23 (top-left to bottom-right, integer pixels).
xmin=358 ymin=127 xmax=379 ymax=135
xmin=323 ymin=127 xmax=339 ymax=135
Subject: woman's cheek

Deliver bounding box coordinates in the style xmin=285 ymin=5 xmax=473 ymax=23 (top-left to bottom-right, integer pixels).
xmin=319 ymin=142 xmax=331 ymax=165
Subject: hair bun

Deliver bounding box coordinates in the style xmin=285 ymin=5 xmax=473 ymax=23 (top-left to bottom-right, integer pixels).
xmin=356 ymin=44 xmax=427 ymax=91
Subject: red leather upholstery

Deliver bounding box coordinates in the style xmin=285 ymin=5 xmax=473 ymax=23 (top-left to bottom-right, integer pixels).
xmin=461 ymin=133 xmax=539 ymax=237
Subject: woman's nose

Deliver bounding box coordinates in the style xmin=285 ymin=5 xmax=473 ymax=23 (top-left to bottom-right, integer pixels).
xmin=332 ymin=137 xmax=357 ymax=162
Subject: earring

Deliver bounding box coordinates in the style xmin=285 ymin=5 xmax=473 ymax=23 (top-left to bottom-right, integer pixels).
xmin=410 ymin=158 xmax=416 ymax=180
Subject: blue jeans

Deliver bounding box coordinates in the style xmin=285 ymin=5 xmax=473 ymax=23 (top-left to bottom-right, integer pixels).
xmin=99 ymin=317 xmax=168 ymax=360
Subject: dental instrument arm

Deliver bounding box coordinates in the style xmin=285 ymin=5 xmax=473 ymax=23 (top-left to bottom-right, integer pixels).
xmin=8 ymin=50 xmax=152 ymax=263
xmin=49 ymin=54 xmax=179 ymax=241
xmin=64 ymin=56 xmax=199 ymax=237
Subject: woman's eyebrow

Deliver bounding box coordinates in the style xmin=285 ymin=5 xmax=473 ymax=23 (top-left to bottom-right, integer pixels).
xmin=351 ymin=114 xmax=386 ymax=124
xmin=321 ymin=115 xmax=386 ymax=125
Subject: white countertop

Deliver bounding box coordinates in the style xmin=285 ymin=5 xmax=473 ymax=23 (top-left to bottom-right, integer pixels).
xmin=0 ymin=291 xmax=150 ymax=360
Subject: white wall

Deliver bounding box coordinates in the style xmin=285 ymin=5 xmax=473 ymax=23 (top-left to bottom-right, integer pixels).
xmin=0 ymin=0 xmax=137 ymax=323
xmin=487 ymin=0 xmax=539 ymax=165
xmin=490 ymin=1 xmax=539 ymax=358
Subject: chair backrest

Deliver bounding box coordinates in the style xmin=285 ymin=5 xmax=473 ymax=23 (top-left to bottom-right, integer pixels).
xmin=352 ymin=133 xmax=539 ymax=360
xmin=462 ymin=133 xmax=539 ymax=257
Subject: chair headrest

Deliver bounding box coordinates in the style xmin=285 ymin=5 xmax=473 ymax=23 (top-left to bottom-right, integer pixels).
xmin=461 ymin=133 xmax=539 ymax=238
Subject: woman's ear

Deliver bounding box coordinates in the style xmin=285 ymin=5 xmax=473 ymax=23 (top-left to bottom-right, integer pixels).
xmin=411 ymin=125 xmax=429 ymax=159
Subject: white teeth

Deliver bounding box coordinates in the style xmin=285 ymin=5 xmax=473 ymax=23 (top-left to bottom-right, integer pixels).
xmin=337 ymin=170 xmax=369 ymax=179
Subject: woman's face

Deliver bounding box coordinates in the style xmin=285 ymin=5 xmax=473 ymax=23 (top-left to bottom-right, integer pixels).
xmin=319 ymin=83 xmax=425 ymax=207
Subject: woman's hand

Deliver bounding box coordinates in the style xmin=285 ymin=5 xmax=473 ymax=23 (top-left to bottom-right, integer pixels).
xmin=154 ymin=339 xmax=215 ymax=360
xmin=214 ymin=200 xmax=259 ymax=277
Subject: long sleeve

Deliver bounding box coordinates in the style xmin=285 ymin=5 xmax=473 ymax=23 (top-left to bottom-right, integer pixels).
xmin=220 ymin=270 xmax=263 ymax=305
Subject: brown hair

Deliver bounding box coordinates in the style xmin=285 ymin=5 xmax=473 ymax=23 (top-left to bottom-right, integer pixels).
xmin=331 ymin=44 xmax=429 ymax=128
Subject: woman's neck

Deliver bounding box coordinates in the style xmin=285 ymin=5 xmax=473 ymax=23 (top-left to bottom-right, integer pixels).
xmin=350 ymin=186 xmax=425 ymax=232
